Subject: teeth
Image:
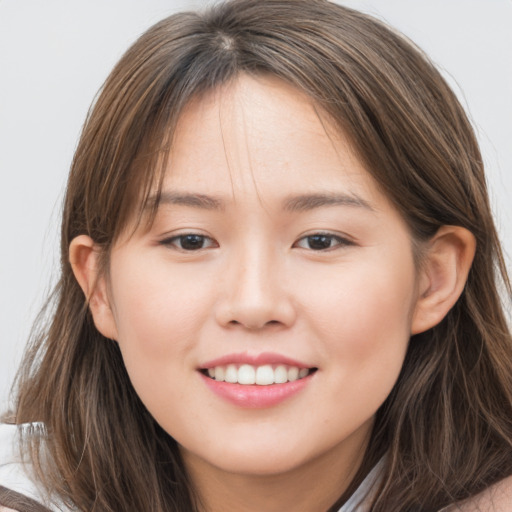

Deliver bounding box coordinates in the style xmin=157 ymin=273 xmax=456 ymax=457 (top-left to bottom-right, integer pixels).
xmin=238 ymin=364 xmax=256 ymax=384
xmin=214 ymin=366 xmax=225 ymax=382
xmin=225 ymin=364 xmax=238 ymax=383
xmin=274 ymin=365 xmax=288 ymax=384
xmin=299 ymin=368 xmax=309 ymax=379
xmin=255 ymin=364 xmax=274 ymax=385
xmin=204 ymin=364 xmax=313 ymax=385
xmin=287 ymin=367 xmax=299 ymax=382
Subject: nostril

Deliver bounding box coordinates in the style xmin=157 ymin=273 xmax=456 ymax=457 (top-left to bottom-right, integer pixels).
xmin=227 ymin=318 xmax=282 ymax=330
xmin=215 ymin=294 xmax=296 ymax=330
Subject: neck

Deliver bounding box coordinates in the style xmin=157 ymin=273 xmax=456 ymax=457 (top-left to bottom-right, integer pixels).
xmin=182 ymin=428 xmax=371 ymax=512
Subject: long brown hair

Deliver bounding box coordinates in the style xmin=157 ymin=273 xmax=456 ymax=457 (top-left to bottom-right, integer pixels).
xmin=7 ymin=1 xmax=512 ymax=510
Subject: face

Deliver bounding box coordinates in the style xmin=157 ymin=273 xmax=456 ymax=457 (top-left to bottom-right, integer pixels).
xmin=103 ymin=75 xmax=420 ymax=479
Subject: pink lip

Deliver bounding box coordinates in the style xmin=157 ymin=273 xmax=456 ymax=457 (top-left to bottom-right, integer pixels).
xmin=199 ymin=352 xmax=311 ymax=369
xmin=198 ymin=352 xmax=316 ymax=408
xmin=200 ymin=372 xmax=313 ymax=408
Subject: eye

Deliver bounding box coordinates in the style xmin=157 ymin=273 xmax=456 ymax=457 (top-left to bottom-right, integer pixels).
xmin=294 ymin=233 xmax=352 ymax=251
xmin=159 ymin=233 xmax=217 ymax=251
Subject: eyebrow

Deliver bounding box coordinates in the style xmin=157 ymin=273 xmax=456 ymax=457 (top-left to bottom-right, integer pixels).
xmin=283 ymin=193 xmax=374 ymax=212
xmin=148 ymin=192 xmax=225 ymax=210
xmin=148 ymin=191 xmax=374 ymax=213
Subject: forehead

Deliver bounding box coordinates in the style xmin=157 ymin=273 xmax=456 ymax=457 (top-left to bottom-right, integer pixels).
xmin=164 ymin=73 xmax=382 ymax=206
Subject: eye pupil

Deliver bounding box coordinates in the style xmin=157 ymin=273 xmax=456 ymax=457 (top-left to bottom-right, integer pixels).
xmin=180 ymin=234 xmax=205 ymax=250
xmin=308 ymin=235 xmax=332 ymax=250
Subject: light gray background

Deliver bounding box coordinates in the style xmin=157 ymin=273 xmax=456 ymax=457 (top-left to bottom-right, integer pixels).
xmin=1 ymin=0 xmax=511 ymax=411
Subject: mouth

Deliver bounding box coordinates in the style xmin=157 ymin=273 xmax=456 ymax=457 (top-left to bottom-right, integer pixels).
xmin=200 ymin=364 xmax=318 ymax=385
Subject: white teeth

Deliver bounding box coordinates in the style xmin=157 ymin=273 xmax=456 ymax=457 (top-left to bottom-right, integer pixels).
xmin=205 ymin=364 xmax=313 ymax=385
xmin=274 ymin=365 xmax=288 ymax=384
xmin=298 ymin=368 xmax=309 ymax=379
xmin=287 ymin=367 xmax=299 ymax=382
xmin=238 ymin=364 xmax=256 ymax=384
xmin=225 ymin=364 xmax=238 ymax=383
xmin=255 ymin=365 xmax=274 ymax=385
xmin=214 ymin=366 xmax=225 ymax=382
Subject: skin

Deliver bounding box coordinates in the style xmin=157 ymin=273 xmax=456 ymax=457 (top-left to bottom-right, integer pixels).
xmin=71 ymin=75 xmax=476 ymax=512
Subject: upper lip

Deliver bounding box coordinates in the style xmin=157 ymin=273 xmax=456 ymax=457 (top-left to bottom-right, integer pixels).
xmin=199 ymin=352 xmax=313 ymax=369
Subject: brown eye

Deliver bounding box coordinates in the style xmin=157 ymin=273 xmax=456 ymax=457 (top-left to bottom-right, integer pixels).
xmin=160 ymin=234 xmax=217 ymax=251
xmin=294 ymin=233 xmax=352 ymax=251
xmin=180 ymin=235 xmax=207 ymax=250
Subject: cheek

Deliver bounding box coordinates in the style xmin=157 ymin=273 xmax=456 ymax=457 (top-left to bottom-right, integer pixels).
xmin=108 ymin=257 xmax=213 ymax=359
xmin=303 ymin=252 xmax=417 ymax=378
xmin=309 ymin=266 xmax=415 ymax=434
xmin=107 ymin=259 xmax=214 ymax=424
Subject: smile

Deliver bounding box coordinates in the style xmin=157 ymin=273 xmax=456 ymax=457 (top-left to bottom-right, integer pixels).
xmin=198 ymin=353 xmax=318 ymax=407
xmin=201 ymin=364 xmax=316 ymax=385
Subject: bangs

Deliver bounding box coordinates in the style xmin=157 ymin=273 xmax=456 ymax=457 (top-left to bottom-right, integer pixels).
xmin=73 ymin=10 xmax=243 ymax=247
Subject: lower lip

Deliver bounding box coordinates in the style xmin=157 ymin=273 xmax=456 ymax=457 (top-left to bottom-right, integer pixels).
xmin=200 ymin=372 xmax=313 ymax=408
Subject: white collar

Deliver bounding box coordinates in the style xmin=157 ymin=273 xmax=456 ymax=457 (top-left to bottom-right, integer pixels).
xmin=337 ymin=458 xmax=384 ymax=512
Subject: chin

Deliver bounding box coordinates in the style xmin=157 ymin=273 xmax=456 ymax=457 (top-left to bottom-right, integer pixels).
xmin=212 ymin=453 xmax=308 ymax=477
xmin=183 ymin=439 xmax=312 ymax=477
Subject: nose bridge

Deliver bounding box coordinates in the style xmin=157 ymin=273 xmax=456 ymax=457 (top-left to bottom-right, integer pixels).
xmin=235 ymin=241 xmax=275 ymax=302
xmin=216 ymin=238 xmax=295 ymax=329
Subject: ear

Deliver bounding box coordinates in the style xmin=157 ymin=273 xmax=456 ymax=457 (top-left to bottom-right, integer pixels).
xmin=411 ymin=226 xmax=476 ymax=335
xmin=69 ymin=235 xmax=118 ymax=340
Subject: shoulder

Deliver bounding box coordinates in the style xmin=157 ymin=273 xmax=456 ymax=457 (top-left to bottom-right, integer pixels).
xmin=442 ymin=474 xmax=512 ymax=512
xmin=0 ymin=423 xmax=41 ymax=502
xmin=0 ymin=484 xmax=53 ymax=511
xmin=0 ymin=424 xmax=63 ymax=512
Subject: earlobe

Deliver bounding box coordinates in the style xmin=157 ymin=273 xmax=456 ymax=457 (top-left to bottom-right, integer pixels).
xmin=69 ymin=235 xmax=118 ymax=340
xmin=411 ymin=226 xmax=476 ymax=335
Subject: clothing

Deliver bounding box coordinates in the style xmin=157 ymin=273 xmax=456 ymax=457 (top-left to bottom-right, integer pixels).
xmin=0 ymin=423 xmax=379 ymax=512
xmin=337 ymin=460 xmax=383 ymax=512
xmin=0 ymin=424 xmax=73 ymax=512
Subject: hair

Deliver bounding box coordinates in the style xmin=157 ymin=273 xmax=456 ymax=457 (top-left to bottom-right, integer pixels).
xmin=5 ymin=0 xmax=512 ymax=511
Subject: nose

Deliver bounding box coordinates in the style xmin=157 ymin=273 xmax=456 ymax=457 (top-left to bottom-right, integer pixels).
xmin=215 ymin=246 xmax=296 ymax=330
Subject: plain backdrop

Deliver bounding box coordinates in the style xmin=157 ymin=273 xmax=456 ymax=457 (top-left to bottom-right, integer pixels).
xmin=0 ymin=0 xmax=511 ymax=411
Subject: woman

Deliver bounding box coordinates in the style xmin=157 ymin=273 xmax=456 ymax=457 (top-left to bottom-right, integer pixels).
xmin=1 ymin=1 xmax=511 ymax=510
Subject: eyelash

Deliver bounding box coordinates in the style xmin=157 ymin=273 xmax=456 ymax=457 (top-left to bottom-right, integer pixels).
xmin=293 ymin=232 xmax=353 ymax=251
xmin=159 ymin=232 xmax=353 ymax=252
xmin=159 ymin=233 xmax=218 ymax=251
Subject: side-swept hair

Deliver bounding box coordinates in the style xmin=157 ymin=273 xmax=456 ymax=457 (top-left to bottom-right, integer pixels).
xmin=8 ymin=1 xmax=512 ymax=510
